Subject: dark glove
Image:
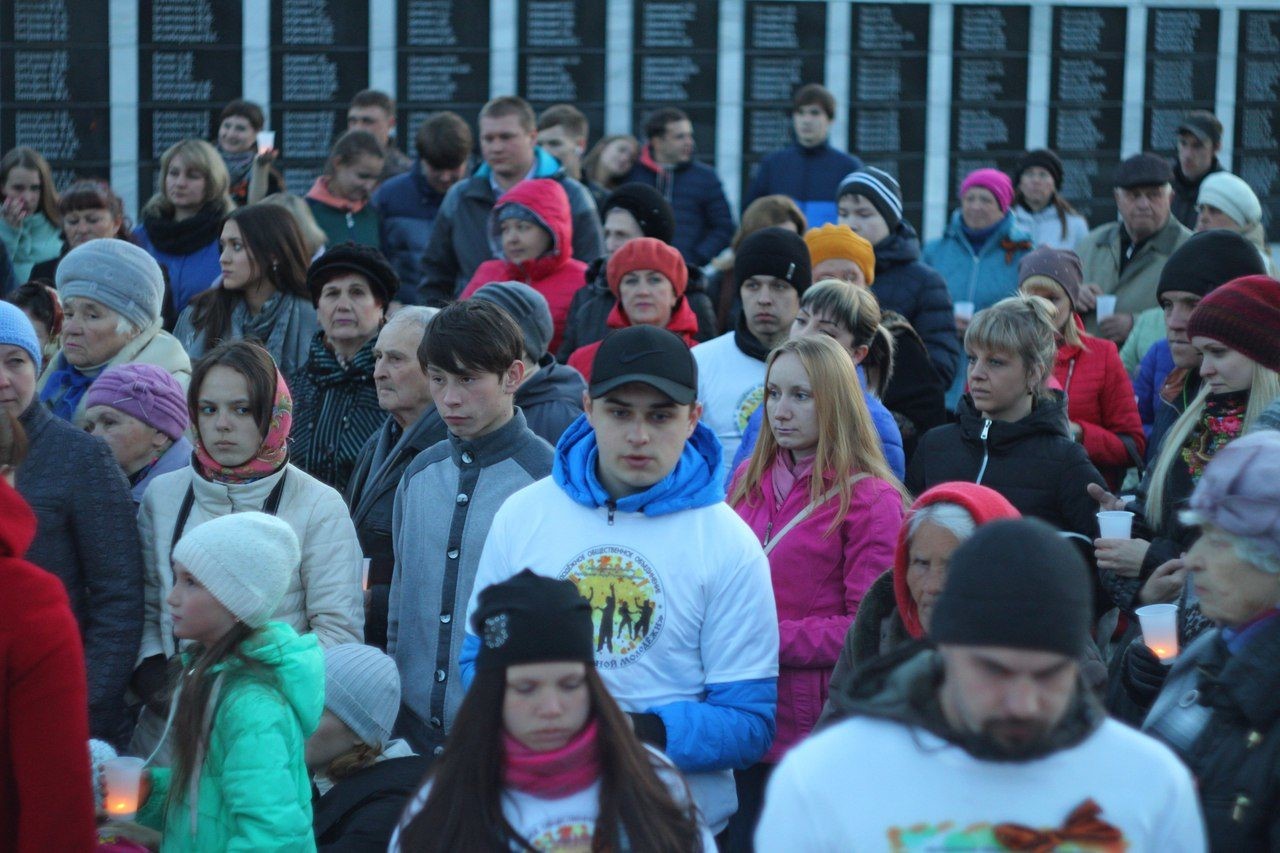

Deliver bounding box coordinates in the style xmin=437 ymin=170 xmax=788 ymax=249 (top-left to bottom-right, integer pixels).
xmin=131 ymin=655 xmax=172 ymax=717
xmin=627 ymin=712 xmax=667 ymax=750
xmin=1121 ymin=638 xmax=1169 ymax=708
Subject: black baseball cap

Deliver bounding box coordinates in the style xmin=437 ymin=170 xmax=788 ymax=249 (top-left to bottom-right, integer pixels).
xmin=589 ymin=325 xmax=697 ymax=404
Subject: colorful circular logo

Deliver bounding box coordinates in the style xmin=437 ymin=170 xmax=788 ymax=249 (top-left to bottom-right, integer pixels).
xmin=528 ymin=818 xmax=595 ymax=850
xmin=735 ymin=383 xmax=765 ymax=433
xmin=560 ymin=545 xmax=664 ymax=670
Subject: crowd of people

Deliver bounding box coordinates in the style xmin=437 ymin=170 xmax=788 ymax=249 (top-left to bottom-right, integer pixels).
xmin=0 ymin=82 xmax=1277 ymax=851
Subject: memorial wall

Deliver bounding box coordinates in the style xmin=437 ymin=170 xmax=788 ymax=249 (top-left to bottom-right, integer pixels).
xmin=0 ymin=0 xmax=1274 ymax=243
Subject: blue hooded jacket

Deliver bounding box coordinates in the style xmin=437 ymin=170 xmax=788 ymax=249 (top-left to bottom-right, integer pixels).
xmin=460 ymin=415 xmax=777 ymax=773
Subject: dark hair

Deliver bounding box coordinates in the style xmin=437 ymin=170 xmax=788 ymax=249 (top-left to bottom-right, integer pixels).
xmin=538 ymin=104 xmax=589 ymax=140
xmin=0 ymin=411 xmax=28 ymax=468
xmin=396 ymin=667 xmax=702 ymax=852
xmin=218 ymin=99 xmax=265 ymax=132
xmin=189 ymin=339 xmax=279 ymax=440
xmin=326 ymin=130 xmax=384 ymax=175
xmin=480 ymin=96 xmax=536 ymax=133
xmin=56 ymin=180 xmax=130 ymax=237
xmin=422 ymin=301 xmax=523 ymax=376
xmin=349 ymin=88 xmax=396 ymax=114
xmin=582 ymin=134 xmax=639 ymax=189
xmin=1 ymin=147 xmax=60 ymax=224
xmin=792 ymin=83 xmax=836 ymax=119
xmin=187 ymin=205 xmax=313 ymax=352
xmin=415 ymin=111 xmax=473 ymax=168
xmin=168 ymin=623 xmax=277 ymax=816
xmin=644 ymin=108 xmax=689 ymax=142
xmin=7 ymin=279 xmax=63 ymax=340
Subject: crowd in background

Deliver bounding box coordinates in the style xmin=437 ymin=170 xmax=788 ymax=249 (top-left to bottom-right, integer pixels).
xmin=0 ymin=82 xmax=1278 ymax=851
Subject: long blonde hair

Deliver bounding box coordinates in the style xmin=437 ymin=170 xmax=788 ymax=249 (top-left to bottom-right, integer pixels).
xmin=729 ymin=335 xmax=908 ymax=534
xmin=142 ymin=138 xmax=235 ymax=220
xmin=1146 ymin=360 xmax=1280 ymax=524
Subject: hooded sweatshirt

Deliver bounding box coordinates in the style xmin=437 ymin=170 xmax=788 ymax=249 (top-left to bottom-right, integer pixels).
xmin=461 ymin=178 xmax=588 ymax=354
xmin=137 ymin=622 xmax=325 ymax=850
xmin=459 ymin=415 xmax=778 ymax=833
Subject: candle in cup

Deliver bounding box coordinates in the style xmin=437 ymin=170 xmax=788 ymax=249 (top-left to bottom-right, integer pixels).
xmin=103 ymin=756 xmax=145 ymax=821
xmin=256 ymin=130 xmax=275 ymax=156
xmin=1135 ymin=603 xmax=1179 ymax=661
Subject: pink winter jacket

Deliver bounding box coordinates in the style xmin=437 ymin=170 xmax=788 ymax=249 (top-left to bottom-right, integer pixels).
xmin=730 ymin=466 xmax=905 ymax=761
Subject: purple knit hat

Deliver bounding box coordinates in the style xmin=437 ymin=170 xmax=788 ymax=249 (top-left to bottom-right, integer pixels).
xmin=960 ymin=168 xmax=1014 ymax=213
xmin=1186 ymin=431 xmax=1280 ymax=571
xmin=84 ymin=363 xmax=189 ymax=440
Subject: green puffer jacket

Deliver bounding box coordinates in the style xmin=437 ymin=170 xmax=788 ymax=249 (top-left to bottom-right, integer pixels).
xmin=137 ymin=622 xmax=324 ymax=851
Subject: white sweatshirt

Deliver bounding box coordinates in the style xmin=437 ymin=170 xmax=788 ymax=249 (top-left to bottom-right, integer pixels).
xmin=692 ymin=331 xmax=766 ymax=475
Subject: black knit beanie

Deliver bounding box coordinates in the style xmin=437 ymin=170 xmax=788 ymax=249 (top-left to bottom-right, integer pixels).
xmin=1156 ymin=229 xmax=1267 ymax=301
xmin=734 ymin=226 xmax=812 ymax=295
xmin=930 ymin=519 xmax=1091 ymax=658
xmin=602 ymin=182 xmax=676 ymax=245
xmin=1014 ymin=149 xmax=1065 ymax=190
xmin=472 ymin=570 xmax=595 ymax=672
xmin=306 ymin=242 xmax=400 ymax=307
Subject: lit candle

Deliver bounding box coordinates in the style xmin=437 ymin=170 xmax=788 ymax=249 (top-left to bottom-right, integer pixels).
xmin=1135 ymin=604 xmax=1179 ymax=662
xmin=103 ymin=757 xmax=145 ymax=821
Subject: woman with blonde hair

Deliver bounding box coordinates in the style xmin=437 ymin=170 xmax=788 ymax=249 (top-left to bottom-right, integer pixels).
xmin=727 ymin=333 xmax=907 ymax=843
xmin=134 ymin=138 xmax=236 ymax=316
xmin=907 ymin=293 xmax=1105 ymax=543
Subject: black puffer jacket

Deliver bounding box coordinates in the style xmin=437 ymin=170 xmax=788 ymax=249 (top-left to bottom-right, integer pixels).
xmin=556 ymin=257 xmax=718 ymax=362
xmin=1143 ymin=617 xmax=1280 ymax=852
xmin=907 ymin=392 xmax=1105 ymax=541
xmin=881 ymin=314 xmax=948 ymax=462
xmin=872 ymin=223 xmax=962 ymax=387
xmin=314 ymin=754 xmax=432 ymax=852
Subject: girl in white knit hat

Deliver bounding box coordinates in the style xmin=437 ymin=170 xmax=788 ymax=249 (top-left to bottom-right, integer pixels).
xmin=122 ymin=510 xmax=325 ymax=850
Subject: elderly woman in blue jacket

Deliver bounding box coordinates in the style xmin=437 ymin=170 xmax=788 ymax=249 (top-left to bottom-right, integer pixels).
xmin=923 ymin=168 xmax=1034 ymax=408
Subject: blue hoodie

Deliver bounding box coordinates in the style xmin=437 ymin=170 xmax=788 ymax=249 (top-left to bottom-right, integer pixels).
xmin=459 ymin=415 xmax=777 ymax=776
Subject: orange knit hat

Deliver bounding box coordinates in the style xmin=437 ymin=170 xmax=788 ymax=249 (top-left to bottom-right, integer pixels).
xmin=804 ymin=224 xmax=876 ymax=285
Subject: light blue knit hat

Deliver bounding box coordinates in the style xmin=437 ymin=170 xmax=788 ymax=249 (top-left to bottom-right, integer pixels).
xmin=56 ymin=239 xmax=166 ymax=332
xmin=0 ymin=301 xmax=42 ymax=373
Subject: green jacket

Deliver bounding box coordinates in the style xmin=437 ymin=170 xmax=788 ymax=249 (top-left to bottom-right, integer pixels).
xmin=0 ymin=211 xmax=63 ymax=283
xmin=304 ymin=198 xmax=381 ymax=250
xmin=138 ymin=622 xmax=324 ymax=851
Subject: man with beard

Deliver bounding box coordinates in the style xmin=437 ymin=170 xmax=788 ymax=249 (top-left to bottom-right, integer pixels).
xmin=756 ymin=518 xmax=1205 ymax=852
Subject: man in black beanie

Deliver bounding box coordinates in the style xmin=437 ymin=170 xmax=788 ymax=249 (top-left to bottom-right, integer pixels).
xmin=693 ymin=226 xmax=812 ymax=475
xmin=1115 ymin=229 xmax=1267 ymax=462
xmin=558 ymin=182 xmax=717 ymax=362
xmin=757 ymin=518 xmax=1205 ymax=849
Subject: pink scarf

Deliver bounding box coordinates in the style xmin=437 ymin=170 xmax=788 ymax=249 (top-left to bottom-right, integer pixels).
xmin=194 ymin=368 xmax=293 ymax=483
xmin=770 ymin=451 xmax=815 ymax=507
xmin=502 ymin=718 xmax=601 ymax=799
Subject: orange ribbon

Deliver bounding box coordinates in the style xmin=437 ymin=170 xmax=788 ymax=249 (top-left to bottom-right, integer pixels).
xmin=993 ymin=798 xmax=1123 ymax=852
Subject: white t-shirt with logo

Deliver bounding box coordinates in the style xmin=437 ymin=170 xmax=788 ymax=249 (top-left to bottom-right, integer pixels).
xmin=756 ymin=715 xmax=1206 ymax=852
xmin=467 ymin=477 xmax=779 ymax=831
xmin=692 ymin=332 xmax=766 ymax=476
xmin=390 ymin=746 xmax=717 ymax=851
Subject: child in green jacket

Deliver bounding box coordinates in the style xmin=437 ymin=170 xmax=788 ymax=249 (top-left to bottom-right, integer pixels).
xmin=304 ymin=130 xmax=384 ymax=250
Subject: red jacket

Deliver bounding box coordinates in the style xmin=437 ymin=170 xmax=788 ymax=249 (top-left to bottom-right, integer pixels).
xmin=0 ymin=479 xmax=95 ymax=852
xmin=461 ymin=178 xmax=588 ymax=354
xmin=891 ymin=482 xmax=1021 ymax=639
xmin=731 ymin=465 xmax=905 ymax=761
xmin=567 ymin=296 xmax=700 ymax=382
xmin=1055 ymin=318 xmax=1146 ymax=489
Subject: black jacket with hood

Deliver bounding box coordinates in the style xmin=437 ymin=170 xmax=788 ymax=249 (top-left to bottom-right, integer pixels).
xmin=872 ymin=222 xmax=962 ymax=387
xmin=516 ymin=356 xmax=586 ymax=447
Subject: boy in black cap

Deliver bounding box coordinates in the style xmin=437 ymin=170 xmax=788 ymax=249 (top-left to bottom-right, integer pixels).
xmin=693 ymin=226 xmax=811 ymax=475
xmin=462 ymin=325 xmax=779 ymax=835
xmin=1076 ymin=153 xmax=1192 ymax=345
xmin=758 ymin=518 xmax=1204 ymax=850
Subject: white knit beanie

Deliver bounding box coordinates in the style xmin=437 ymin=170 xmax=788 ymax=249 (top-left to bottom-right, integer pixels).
xmin=323 ymin=643 xmax=401 ymax=749
xmin=1197 ymin=172 xmax=1263 ymax=227
xmin=171 ymin=512 xmax=299 ymax=628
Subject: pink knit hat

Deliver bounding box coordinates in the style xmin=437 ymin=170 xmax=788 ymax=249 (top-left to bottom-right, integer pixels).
xmin=84 ymin=363 xmax=189 ymax=440
xmin=960 ymin=168 xmax=1014 ymax=213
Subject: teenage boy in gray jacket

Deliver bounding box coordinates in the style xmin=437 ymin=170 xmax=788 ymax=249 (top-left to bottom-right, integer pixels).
xmin=387 ymin=301 xmax=554 ymax=755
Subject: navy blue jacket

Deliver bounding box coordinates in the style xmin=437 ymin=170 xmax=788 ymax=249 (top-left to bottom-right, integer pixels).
xmin=371 ymin=162 xmax=447 ymax=304
xmin=626 ymin=146 xmax=735 ymax=267
xmin=873 ymin=222 xmax=962 ymax=387
xmin=742 ymin=140 xmax=861 ymax=227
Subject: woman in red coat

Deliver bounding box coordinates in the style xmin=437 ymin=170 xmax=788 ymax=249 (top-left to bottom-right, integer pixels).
xmin=461 ymin=178 xmax=588 ymax=354
xmin=1019 ymin=247 xmax=1145 ymax=488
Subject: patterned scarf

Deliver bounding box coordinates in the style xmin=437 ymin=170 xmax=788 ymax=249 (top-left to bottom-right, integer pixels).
xmin=1180 ymin=391 xmax=1248 ymax=482
xmin=193 ymin=369 xmax=293 ymax=483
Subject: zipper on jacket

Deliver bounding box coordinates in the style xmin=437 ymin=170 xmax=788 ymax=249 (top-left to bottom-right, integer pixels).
xmin=975 ymin=419 xmax=992 ymax=484
xmin=763 ymin=520 xmax=774 ymax=547
xmin=606 ymin=500 xmax=616 ymax=526
xmin=345 ymin=211 xmax=354 ymax=232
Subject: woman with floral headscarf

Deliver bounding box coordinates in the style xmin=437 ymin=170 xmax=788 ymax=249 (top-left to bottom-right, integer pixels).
xmin=129 ymin=339 xmax=363 ymax=760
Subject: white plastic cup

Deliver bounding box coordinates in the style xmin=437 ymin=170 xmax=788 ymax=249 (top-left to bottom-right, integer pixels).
xmin=256 ymin=130 xmax=275 ymax=155
xmin=954 ymin=300 xmax=975 ymax=322
xmin=1097 ymin=510 xmax=1134 ymax=539
xmin=361 ymin=557 xmax=371 ymax=591
xmin=1135 ymin=603 xmax=1179 ymax=661
xmin=103 ymin=756 xmax=146 ymax=820
xmin=1095 ymin=294 xmax=1117 ymax=321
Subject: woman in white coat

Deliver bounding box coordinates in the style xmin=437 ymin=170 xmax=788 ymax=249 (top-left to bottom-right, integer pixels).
xmin=130 ymin=338 xmax=363 ymax=758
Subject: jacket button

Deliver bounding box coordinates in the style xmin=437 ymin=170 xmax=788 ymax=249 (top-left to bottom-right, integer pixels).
xmin=461 ymin=452 xmax=473 ymax=464
xmin=435 ymin=669 xmax=446 ymax=682
xmin=456 ymin=493 xmax=469 ymax=505
xmin=447 ymin=548 xmax=459 ymax=560
xmin=433 ymin=745 xmax=445 ymax=756
xmin=430 ymin=716 xmax=442 ymax=727
xmin=440 ymin=613 xmax=452 ymax=624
